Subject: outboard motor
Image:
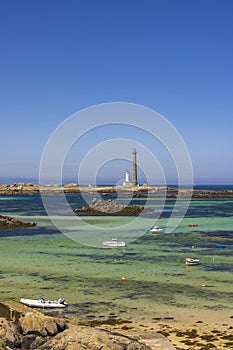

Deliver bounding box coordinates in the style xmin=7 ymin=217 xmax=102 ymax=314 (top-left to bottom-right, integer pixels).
xmin=58 ymin=298 xmax=65 ymax=304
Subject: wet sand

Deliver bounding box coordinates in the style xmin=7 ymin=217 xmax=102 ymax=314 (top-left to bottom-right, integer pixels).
xmin=98 ymin=307 xmax=233 ymax=349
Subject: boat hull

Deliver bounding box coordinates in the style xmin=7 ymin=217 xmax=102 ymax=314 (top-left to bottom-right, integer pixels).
xmin=185 ymin=258 xmax=200 ymax=266
xmin=103 ymin=238 xmax=126 ymax=247
xmin=149 ymin=226 xmax=163 ymax=233
xmin=103 ymin=242 xmax=126 ymax=247
xmin=20 ymin=298 xmax=67 ymax=308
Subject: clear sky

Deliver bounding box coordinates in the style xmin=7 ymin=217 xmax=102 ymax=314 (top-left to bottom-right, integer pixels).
xmin=0 ymin=0 xmax=233 ymax=185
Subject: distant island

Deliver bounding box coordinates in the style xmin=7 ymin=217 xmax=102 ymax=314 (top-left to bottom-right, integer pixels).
xmin=0 ymin=215 xmax=36 ymax=230
xmin=0 ymin=182 xmax=233 ymax=198
xmin=73 ymin=198 xmax=152 ymax=215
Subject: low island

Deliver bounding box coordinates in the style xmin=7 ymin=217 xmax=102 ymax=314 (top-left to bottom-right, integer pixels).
xmin=1 ymin=182 xmax=233 ymax=198
xmin=0 ymin=215 xmax=36 ymax=230
xmin=73 ymin=198 xmax=152 ymax=215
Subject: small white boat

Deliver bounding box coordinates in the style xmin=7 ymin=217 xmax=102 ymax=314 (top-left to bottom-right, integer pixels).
xmin=20 ymin=297 xmax=67 ymax=308
xmin=185 ymin=258 xmax=200 ymax=266
xmin=103 ymin=238 xmax=126 ymax=247
xmin=150 ymin=225 xmax=163 ymax=233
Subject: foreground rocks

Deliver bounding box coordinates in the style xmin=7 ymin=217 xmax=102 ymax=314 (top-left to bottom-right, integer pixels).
xmin=0 ymin=215 xmax=36 ymax=230
xmin=0 ymin=301 xmax=159 ymax=350
xmin=74 ymin=198 xmax=152 ymax=215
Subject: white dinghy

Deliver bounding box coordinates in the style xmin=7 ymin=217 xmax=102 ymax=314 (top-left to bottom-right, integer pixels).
xmin=150 ymin=225 xmax=163 ymax=233
xmin=103 ymin=238 xmax=126 ymax=247
xmin=20 ymin=297 xmax=67 ymax=308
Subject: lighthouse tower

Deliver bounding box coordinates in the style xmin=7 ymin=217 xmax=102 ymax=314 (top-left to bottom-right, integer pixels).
xmin=131 ymin=148 xmax=138 ymax=186
xmin=123 ymin=149 xmax=138 ymax=187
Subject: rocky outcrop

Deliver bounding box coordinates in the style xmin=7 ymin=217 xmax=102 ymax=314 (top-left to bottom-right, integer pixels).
xmin=0 ymin=183 xmax=39 ymax=195
xmin=0 ymin=301 xmax=153 ymax=350
xmin=0 ymin=215 xmax=36 ymax=230
xmin=1 ymin=183 xmax=233 ymax=198
xmin=74 ymin=198 xmax=152 ymax=215
xmin=40 ymin=326 xmax=150 ymax=350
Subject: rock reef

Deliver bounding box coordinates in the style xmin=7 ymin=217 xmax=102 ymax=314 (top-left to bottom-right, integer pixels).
xmin=74 ymin=198 xmax=152 ymax=215
xmin=1 ymin=183 xmax=233 ymax=198
xmin=0 ymin=300 xmax=164 ymax=350
xmin=0 ymin=215 xmax=36 ymax=230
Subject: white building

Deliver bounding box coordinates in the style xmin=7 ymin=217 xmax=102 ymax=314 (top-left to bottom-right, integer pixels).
xmin=123 ymin=171 xmax=130 ymax=186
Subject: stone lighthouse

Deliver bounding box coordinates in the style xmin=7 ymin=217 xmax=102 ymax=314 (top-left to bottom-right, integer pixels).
xmin=131 ymin=148 xmax=138 ymax=186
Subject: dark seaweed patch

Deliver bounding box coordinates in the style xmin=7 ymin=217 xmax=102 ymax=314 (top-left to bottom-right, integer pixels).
xmin=203 ymin=264 xmax=232 ymax=272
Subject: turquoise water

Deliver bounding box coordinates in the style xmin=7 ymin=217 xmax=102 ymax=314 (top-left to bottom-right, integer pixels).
xmin=0 ymin=194 xmax=233 ymax=324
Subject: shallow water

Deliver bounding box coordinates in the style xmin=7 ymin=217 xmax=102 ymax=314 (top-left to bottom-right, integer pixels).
xmin=0 ymin=193 xmax=233 ymax=324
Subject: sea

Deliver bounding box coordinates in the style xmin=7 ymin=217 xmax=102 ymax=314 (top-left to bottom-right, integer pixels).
xmin=1 ymin=185 xmax=233 ymax=325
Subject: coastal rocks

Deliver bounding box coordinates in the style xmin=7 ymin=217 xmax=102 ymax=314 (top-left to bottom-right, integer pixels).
xmin=0 ymin=318 xmax=21 ymax=349
xmin=0 ymin=215 xmax=36 ymax=230
xmin=20 ymin=311 xmax=67 ymax=336
xmin=1 ymin=183 xmax=233 ymax=198
xmin=74 ymin=198 xmax=152 ymax=215
xmin=0 ymin=301 xmax=152 ymax=350
xmin=0 ymin=183 xmax=39 ymax=195
xmin=40 ymin=325 xmax=149 ymax=350
xmin=0 ymin=300 xmax=67 ymax=349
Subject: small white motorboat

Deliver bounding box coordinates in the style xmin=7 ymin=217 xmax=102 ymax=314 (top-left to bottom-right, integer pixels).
xmin=20 ymin=297 xmax=67 ymax=308
xmin=150 ymin=225 xmax=163 ymax=233
xmin=185 ymin=258 xmax=200 ymax=266
xmin=103 ymin=238 xmax=126 ymax=247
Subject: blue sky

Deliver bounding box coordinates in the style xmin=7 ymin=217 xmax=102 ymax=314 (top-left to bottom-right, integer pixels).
xmin=0 ymin=0 xmax=233 ymax=185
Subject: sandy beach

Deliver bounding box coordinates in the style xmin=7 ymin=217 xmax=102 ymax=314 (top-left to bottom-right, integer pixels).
xmin=99 ymin=307 xmax=233 ymax=349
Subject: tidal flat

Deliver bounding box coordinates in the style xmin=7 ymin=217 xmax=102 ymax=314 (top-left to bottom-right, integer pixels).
xmin=1 ymin=193 xmax=233 ymax=349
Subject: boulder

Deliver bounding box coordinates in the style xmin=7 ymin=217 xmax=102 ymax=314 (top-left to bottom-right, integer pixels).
xmin=0 ymin=301 xmax=150 ymax=349
xmin=20 ymin=311 xmax=67 ymax=336
xmin=0 ymin=317 xmax=21 ymax=348
xmin=0 ymin=215 xmax=36 ymax=230
xmin=0 ymin=301 xmax=175 ymax=349
xmin=0 ymin=301 xmax=67 ymax=349
xmin=40 ymin=325 xmax=149 ymax=350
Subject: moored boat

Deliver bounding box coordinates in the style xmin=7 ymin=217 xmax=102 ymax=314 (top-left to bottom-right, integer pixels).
xmin=103 ymin=238 xmax=126 ymax=247
xmin=216 ymin=244 xmax=225 ymax=248
xmin=20 ymin=297 xmax=67 ymax=308
xmin=150 ymin=225 xmax=163 ymax=233
xmin=185 ymin=258 xmax=200 ymax=266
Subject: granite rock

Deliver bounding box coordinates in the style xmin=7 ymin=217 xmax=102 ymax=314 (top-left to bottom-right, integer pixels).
xmin=74 ymin=198 xmax=152 ymax=215
xmin=0 ymin=215 xmax=36 ymax=230
xmin=0 ymin=301 xmax=151 ymax=349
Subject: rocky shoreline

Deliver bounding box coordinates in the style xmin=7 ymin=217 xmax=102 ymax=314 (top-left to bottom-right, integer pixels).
xmin=1 ymin=301 xmax=233 ymax=349
xmin=0 ymin=215 xmax=36 ymax=230
xmin=73 ymin=198 xmax=153 ymax=215
xmin=0 ymin=300 xmax=175 ymax=350
xmin=1 ymin=183 xmax=233 ymax=198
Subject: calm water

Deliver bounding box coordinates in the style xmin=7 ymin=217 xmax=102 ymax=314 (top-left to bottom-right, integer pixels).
xmin=0 ymin=191 xmax=233 ymax=324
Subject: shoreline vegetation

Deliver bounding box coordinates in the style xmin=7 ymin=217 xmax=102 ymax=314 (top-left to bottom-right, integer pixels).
xmin=1 ymin=183 xmax=233 ymax=198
